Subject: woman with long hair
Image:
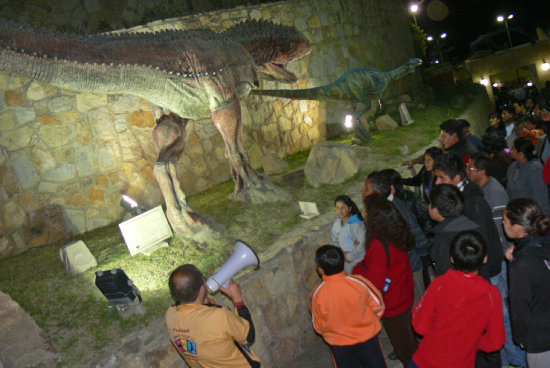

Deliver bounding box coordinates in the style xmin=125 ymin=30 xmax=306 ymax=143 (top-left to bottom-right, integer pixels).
xmin=331 ymin=195 xmax=366 ymax=274
xmin=352 ymin=193 xmax=417 ymax=367
xmin=402 ymin=146 xmax=442 ymax=203
xmin=503 ymin=199 xmax=550 ymax=367
xmin=507 ymin=137 xmax=550 ymax=213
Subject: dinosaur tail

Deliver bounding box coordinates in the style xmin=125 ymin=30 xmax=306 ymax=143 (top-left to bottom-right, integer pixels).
xmin=251 ymin=85 xmax=350 ymax=101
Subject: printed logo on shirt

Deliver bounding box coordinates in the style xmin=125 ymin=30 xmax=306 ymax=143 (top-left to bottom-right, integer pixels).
xmin=175 ymin=338 xmax=198 ymax=360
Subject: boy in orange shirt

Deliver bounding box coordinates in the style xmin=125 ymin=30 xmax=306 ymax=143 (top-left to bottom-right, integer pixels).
xmin=310 ymin=245 xmax=387 ymax=368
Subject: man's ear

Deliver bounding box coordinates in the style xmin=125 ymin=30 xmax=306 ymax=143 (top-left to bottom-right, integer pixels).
xmin=450 ymin=256 xmax=455 ymax=265
xmin=483 ymin=255 xmax=488 ymax=264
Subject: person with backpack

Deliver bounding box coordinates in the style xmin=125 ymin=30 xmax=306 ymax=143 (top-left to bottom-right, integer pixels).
xmin=503 ymin=199 xmax=550 ymax=368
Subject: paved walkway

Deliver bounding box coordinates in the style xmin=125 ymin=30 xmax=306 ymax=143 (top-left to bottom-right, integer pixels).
xmin=285 ymin=327 xmax=404 ymax=368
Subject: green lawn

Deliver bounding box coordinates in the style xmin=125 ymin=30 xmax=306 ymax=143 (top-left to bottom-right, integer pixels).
xmin=0 ymin=87 xmax=469 ymax=366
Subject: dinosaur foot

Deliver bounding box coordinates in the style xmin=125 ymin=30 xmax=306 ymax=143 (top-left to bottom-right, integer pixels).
xmin=231 ymin=174 xmax=291 ymax=204
xmin=167 ymin=207 xmax=226 ymax=243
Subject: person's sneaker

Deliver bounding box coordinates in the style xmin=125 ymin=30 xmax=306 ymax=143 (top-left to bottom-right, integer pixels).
xmin=387 ymin=350 xmax=398 ymax=360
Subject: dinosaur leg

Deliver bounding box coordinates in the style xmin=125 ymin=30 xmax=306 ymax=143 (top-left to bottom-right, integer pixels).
xmin=152 ymin=114 xmax=223 ymax=238
xmin=352 ymin=102 xmax=372 ymax=142
xmin=212 ymin=100 xmax=290 ymax=203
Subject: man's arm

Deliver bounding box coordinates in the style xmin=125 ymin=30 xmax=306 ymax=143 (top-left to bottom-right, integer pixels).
xmin=220 ymin=280 xmax=255 ymax=344
xmin=412 ymin=279 xmax=437 ymax=336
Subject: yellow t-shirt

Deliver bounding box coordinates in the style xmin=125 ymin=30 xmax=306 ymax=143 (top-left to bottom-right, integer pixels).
xmin=166 ymin=303 xmax=260 ymax=368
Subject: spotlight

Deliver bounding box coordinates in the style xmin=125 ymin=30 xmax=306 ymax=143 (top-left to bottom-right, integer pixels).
xmin=542 ymin=61 xmax=550 ymax=71
xmin=95 ymin=268 xmax=142 ymax=310
xmin=120 ymin=194 xmax=145 ymax=216
xmin=492 ymin=82 xmax=499 ymax=88
xmin=480 ymin=78 xmax=489 ymax=86
xmin=344 ymin=114 xmax=354 ymax=129
xmin=526 ymin=82 xmax=533 ymax=87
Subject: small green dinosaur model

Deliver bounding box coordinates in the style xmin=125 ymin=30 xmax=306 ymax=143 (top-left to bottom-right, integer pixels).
xmin=252 ymin=58 xmax=422 ymax=140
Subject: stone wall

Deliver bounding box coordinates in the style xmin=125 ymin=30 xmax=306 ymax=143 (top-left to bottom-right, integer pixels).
xmin=0 ymin=0 xmax=419 ymax=257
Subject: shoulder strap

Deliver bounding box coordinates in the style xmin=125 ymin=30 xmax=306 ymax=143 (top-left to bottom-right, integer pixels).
xmin=379 ymin=239 xmax=391 ymax=268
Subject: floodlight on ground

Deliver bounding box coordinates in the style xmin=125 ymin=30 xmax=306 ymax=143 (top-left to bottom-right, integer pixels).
xmin=95 ymin=268 xmax=142 ymax=310
xmin=344 ymin=114 xmax=354 ymax=129
xmin=542 ymin=61 xmax=550 ymax=71
xmin=120 ymin=194 xmax=144 ymax=216
xmin=427 ymin=35 xmax=433 ymax=41
xmin=480 ymin=78 xmax=489 ymax=86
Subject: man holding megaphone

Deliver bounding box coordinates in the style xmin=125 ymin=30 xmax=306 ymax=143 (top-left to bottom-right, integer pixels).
xmin=166 ymin=264 xmax=261 ymax=368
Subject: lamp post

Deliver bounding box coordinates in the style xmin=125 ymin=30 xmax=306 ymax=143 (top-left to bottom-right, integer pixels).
xmin=497 ymin=14 xmax=514 ymax=48
xmin=409 ymin=3 xmax=419 ymax=25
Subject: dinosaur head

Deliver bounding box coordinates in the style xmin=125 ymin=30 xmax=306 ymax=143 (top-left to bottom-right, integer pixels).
xmin=224 ymin=20 xmax=312 ymax=83
xmin=406 ymin=58 xmax=423 ymax=72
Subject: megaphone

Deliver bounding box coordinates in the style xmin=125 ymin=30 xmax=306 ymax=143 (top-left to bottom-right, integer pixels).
xmin=206 ymin=240 xmax=260 ymax=293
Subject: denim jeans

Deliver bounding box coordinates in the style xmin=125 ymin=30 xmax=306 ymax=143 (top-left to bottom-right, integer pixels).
xmin=490 ymin=260 xmax=526 ymax=366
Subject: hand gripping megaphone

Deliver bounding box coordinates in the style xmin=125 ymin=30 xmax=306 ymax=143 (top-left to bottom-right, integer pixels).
xmin=206 ymin=240 xmax=260 ymax=293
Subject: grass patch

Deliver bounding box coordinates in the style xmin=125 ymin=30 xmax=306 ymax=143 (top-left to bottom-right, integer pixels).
xmin=0 ymin=90 xmax=468 ymax=366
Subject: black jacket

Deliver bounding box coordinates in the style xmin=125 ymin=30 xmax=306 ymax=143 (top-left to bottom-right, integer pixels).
xmin=462 ymin=181 xmax=503 ymax=278
xmin=395 ymin=188 xmax=435 ymax=234
xmin=402 ymin=167 xmax=435 ymax=204
xmin=509 ymin=236 xmax=550 ymax=353
xmin=429 ymin=215 xmax=480 ymax=277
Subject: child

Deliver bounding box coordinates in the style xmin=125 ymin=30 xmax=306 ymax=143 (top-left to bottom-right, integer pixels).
xmin=428 ymin=184 xmax=481 ymax=277
xmin=310 ymin=245 xmax=387 ymax=368
xmin=410 ymin=231 xmax=505 ymax=368
xmin=331 ymin=195 xmax=366 ymax=274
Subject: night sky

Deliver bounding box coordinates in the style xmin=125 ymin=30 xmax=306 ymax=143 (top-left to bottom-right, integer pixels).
xmin=413 ymin=0 xmax=550 ymax=61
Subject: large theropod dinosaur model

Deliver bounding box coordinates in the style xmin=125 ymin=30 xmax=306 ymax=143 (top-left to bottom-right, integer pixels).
xmin=0 ymin=20 xmax=311 ymax=236
xmin=252 ymin=58 xmax=422 ymax=140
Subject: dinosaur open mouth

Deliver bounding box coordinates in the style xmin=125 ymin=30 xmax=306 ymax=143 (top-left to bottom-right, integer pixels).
xmin=257 ymin=62 xmax=297 ymax=83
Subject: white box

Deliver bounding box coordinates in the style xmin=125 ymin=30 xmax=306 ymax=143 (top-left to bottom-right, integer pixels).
xmin=118 ymin=206 xmax=172 ymax=256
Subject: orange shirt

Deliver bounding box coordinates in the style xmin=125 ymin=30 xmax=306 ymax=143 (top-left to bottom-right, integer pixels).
xmin=166 ymin=303 xmax=260 ymax=368
xmin=310 ymin=272 xmax=384 ymax=346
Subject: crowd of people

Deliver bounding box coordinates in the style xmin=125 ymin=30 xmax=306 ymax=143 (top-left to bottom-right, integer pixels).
xmin=161 ymin=94 xmax=550 ymax=368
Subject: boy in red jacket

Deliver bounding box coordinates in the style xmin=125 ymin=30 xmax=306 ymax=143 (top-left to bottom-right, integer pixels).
xmin=310 ymin=245 xmax=387 ymax=368
xmin=410 ymin=231 xmax=505 ymax=368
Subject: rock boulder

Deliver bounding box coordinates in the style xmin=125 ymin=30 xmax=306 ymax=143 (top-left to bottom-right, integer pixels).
xmin=304 ymin=141 xmax=359 ymax=187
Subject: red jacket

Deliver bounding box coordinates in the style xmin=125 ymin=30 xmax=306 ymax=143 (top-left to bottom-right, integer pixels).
xmin=352 ymin=238 xmax=414 ymax=317
xmin=412 ymin=269 xmax=505 ymax=368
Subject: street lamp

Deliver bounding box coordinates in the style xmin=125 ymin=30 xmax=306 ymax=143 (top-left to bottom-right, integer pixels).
xmin=497 ymin=14 xmax=514 ymax=48
xmin=409 ymin=3 xmax=419 ymax=25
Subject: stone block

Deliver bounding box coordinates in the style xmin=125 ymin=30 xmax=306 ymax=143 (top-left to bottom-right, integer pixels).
xmin=304 ymin=141 xmax=359 ymax=187
xmin=59 ymin=240 xmax=98 ymax=275
xmin=261 ymin=152 xmax=289 ymax=174
xmin=5 ymin=90 xmax=24 ymax=106
xmin=375 ymin=114 xmax=398 ymax=131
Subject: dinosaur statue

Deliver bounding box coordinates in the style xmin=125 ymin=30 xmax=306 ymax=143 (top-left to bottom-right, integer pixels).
xmin=252 ymin=58 xmax=422 ymax=140
xmin=0 ymin=19 xmax=312 ymax=237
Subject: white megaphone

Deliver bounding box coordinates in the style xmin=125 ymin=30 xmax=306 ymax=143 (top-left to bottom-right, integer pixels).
xmin=206 ymin=240 xmax=260 ymax=293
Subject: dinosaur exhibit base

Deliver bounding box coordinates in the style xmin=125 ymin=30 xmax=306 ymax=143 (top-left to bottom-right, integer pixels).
xmin=230 ymin=174 xmax=292 ymax=204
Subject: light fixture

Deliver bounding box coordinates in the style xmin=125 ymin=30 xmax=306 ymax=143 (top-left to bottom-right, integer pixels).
xmin=480 ymin=78 xmax=489 ymax=86
xmin=497 ymin=14 xmax=514 ymax=48
xmin=434 ymin=60 xmax=440 ymax=64
xmin=492 ymin=82 xmax=499 ymax=88
xmin=542 ymin=61 xmax=550 ymax=71
xmin=440 ymin=32 xmax=447 ymax=39
xmin=526 ymin=82 xmax=533 ymax=87
xmin=120 ymin=194 xmax=144 ymax=216
xmin=95 ymin=268 xmax=142 ymax=310
xmin=497 ymin=15 xmax=504 ymax=22
xmin=507 ymin=14 xmax=514 ymax=20
xmin=344 ymin=114 xmax=354 ymax=129
xmin=427 ymin=35 xmax=433 ymax=41
xmin=410 ymin=4 xmax=419 ymax=13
